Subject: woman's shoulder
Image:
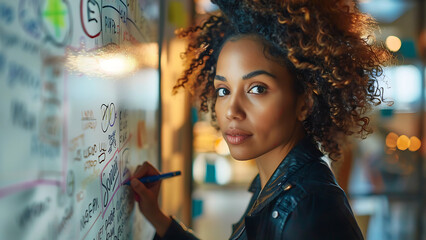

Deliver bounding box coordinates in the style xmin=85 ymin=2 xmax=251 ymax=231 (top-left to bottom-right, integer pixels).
xmin=278 ymin=185 xmax=363 ymax=239
xmin=273 ymin=160 xmax=363 ymax=239
xmin=272 ymin=158 xmax=352 ymax=221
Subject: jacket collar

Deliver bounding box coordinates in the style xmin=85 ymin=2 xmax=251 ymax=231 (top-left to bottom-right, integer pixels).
xmin=247 ymin=137 xmax=323 ymax=216
xmin=230 ymin=137 xmax=324 ymax=239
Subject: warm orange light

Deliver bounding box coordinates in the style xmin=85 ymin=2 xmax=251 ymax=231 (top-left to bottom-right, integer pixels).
xmin=386 ymin=36 xmax=402 ymax=52
xmin=215 ymin=137 xmax=230 ymax=156
xmin=397 ymin=135 xmax=410 ymax=150
xmin=385 ymin=132 xmax=398 ymax=148
xmin=408 ymin=136 xmax=421 ymax=152
xmin=137 ymin=121 xmax=146 ymax=149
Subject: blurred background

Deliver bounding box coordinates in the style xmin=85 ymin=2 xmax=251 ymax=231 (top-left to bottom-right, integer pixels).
xmin=159 ymin=0 xmax=426 ymax=240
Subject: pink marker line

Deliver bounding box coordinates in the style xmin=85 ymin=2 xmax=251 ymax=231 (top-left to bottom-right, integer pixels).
xmin=100 ymin=134 xmax=132 ymax=218
xmin=101 ymin=180 xmax=121 ymax=218
xmin=62 ymin=72 xmax=69 ymax=192
xmin=0 ymin=73 xmax=71 ymax=199
xmin=99 ymin=145 xmax=120 ymax=214
xmin=81 ymin=210 xmax=102 ymax=240
xmin=81 ymin=134 xmax=133 ymax=238
xmin=118 ymin=133 xmax=132 ymax=153
xmin=99 ymin=133 xmax=132 ymax=176
xmin=0 ymin=179 xmax=61 ymax=199
xmin=121 ymin=177 xmax=131 ymax=186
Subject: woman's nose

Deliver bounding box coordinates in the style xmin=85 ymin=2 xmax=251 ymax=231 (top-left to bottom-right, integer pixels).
xmin=225 ymin=95 xmax=246 ymax=121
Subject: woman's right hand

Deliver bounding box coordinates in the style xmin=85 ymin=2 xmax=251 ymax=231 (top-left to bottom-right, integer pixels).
xmin=130 ymin=161 xmax=171 ymax=237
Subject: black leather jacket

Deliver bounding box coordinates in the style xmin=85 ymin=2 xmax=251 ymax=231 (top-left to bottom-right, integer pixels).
xmin=154 ymin=138 xmax=364 ymax=240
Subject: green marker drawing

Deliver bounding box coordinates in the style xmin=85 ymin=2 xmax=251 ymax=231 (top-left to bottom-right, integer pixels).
xmin=43 ymin=0 xmax=68 ymax=38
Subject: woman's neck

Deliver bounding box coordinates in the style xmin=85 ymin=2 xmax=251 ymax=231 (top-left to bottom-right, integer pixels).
xmin=255 ymin=133 xmax=304 ymax=189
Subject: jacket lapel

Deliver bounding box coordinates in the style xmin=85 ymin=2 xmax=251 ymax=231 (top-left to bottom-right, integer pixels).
xmin=247 ymin=137 xmax=323 ymax=216
xmin=230 ymin=175 xmax=261 ymax=240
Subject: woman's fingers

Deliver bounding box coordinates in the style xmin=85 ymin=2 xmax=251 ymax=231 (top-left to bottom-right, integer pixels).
xmin=131 ymin=161 xmax=161 ymax=201
xmin=134 ymin=165 xmax=143 ymax=175
xmin=133 ymin=161 xmax=160 ymax=179
xmin=129 ymin=162 xmax=166 ymax=226
xmin=131 ymin=178 xmax=150 ymax=200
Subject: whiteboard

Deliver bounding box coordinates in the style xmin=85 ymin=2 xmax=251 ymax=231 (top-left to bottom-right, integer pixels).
xmin=0 ymin=0 xmax=160 ymax=239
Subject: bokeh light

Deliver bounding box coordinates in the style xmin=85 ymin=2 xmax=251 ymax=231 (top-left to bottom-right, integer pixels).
xmin=396 ymin=135 xmax=410 ymax=150
xmin=98 ymin=54 xmax=137 ymax=76
xmin=408 ymin=136 xmax=421 ymax=152
xmin=385 ymin=132 xmax=398 ymax=148
xmin=192 ymin=153 xmax=232 ymax=185
xmin=215 ymin=157 xmax=232 ymax=185
xmin=386 ymin=35 xmax=402 ymax=52
xmin=215 ymin=137 xmax=230 ymax=156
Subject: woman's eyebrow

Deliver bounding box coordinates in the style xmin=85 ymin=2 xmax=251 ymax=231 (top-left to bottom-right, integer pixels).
xmin=214 ymin=70 xmax=276 ymax=82
xmin=214 ymin=75 xmax=227 ymax=81
xmin=242 ymin=70 xmax=276 ymax=80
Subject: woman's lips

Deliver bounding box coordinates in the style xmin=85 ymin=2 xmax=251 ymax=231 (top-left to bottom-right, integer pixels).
xmin=224 ymin=129 xmax=252 ymax=145
xmin=225 ymin=134 xmax=251 ymax=145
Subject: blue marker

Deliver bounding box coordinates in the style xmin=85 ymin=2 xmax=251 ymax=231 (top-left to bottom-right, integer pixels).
xmin=124 ymin=171 xmax=181 ymax=185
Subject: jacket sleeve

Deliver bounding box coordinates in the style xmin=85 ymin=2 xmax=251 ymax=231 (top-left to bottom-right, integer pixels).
xmin=153 ymin=217 xmax=200 ymax=240
xmin=281 ymin=189 xmax=364 ymax=240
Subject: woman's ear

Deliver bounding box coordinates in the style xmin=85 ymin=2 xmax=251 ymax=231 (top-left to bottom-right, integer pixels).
xmin=296 ymin=93 xmax=314 ymax=122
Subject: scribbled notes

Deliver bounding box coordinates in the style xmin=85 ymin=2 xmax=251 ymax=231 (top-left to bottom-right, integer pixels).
xmin=120 ymin=148 xmax=130 ymax=180
xmin=82 ymin=110 xmax=97 ymax=130
xmin=11 ymin=100 xmax=36 ymax=131
xmin=98 ymin=142 xmax=107 ymax=164
xmin=18 ymin=0 xmax=43 ymax=39
xmin=80 ymin=197 xmax=99 ymax=231
xmin=105 ymin=16 xmax=118 ymax=34
xmin=56 ymin=206 xmax=73 ymax=236
xmin=8 ymin=61 xmax=40 ymax=89
xmin=81 ymin=0 xmax=102 ymax=38
xmin=101 ymin=156 xmax=119 ymax=212
xmin=39 ymin=59 xmax=63 ymax=147
xmin=0 ymin=2 xmax=13 ymax=24
xmin=0 ymin=0 xmax=160 ymax=239
xmin=18 ymin=198 xmax=51 ymax=228
xmin=108 ymin=130 xmax=117 ymax=154
xmin=119 ymin=110 xmax=128 ymax=145
xmin=100 ymin=103 xmax=117 ymax=133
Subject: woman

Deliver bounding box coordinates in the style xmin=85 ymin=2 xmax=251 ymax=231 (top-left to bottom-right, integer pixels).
xmin=130 ymin=0 xmax=391 ymax=239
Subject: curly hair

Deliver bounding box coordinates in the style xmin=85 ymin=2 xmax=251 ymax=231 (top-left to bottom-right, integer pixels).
xmin=173 ymin=0 xmax=392 ymax=160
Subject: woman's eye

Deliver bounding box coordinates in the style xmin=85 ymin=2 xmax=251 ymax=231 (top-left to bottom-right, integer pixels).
xmin=248 ymin=85 xmax=266 ymax=94
xmin=216 ymin=88 xmax=230 ymax=97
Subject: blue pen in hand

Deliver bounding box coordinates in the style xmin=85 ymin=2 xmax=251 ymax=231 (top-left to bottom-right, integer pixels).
xmin=124 ymin=171 xmax=181 ymax=185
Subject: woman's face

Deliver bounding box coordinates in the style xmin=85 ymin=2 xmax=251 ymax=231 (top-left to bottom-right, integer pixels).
xmin=214 ymin=35 xmax=305 ymax=160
